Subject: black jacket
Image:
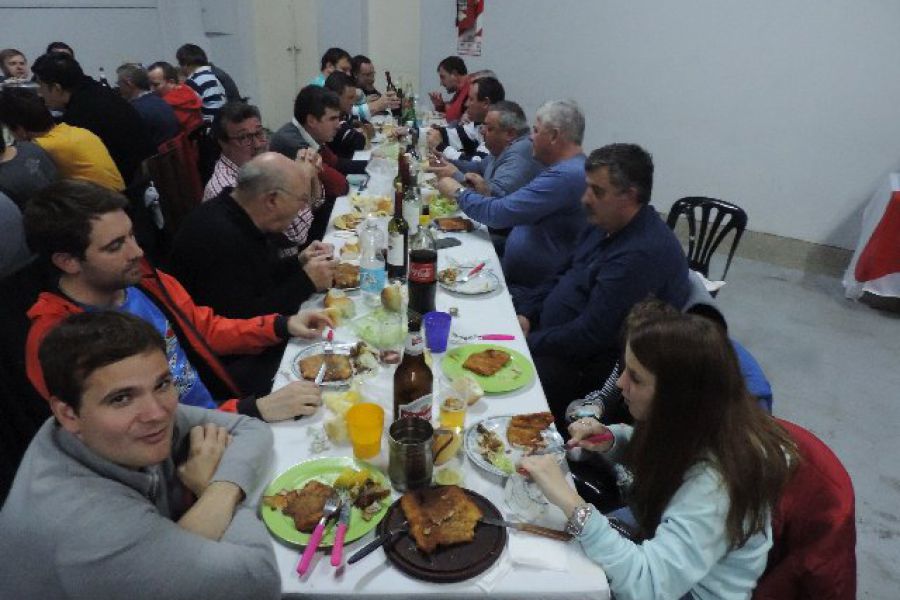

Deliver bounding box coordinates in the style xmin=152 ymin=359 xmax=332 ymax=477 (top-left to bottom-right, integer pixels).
xmin=169 ymin=190 xmax=317 ymax=319
xmin=62 ymin=77 xmax=156 ymax=184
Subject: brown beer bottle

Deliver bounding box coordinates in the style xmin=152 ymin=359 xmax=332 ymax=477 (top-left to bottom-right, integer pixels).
xmin=393 ymin=317 xmax=433 ymax=421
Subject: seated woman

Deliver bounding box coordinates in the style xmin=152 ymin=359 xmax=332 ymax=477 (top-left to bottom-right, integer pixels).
xmin=521 ymin=313 xmax=797 ymax=600
xmin=567 ymin=300 xmax=773 ymax=426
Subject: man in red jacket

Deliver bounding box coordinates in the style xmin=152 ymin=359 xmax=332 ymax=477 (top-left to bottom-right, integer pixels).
xmin=22 ymin=179 xmax=331 ymax=422
xmin=147 ymin=61 xmax=204 ymax=135
xmin=429 ymin=56 xmax=470 ymax=125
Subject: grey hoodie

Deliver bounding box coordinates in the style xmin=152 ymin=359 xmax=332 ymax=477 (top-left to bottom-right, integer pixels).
xmin=0 ymin=405 xmax=279 ymax=600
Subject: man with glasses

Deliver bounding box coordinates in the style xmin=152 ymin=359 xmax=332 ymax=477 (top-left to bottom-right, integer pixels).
xmin=172 ymin=152 xmax=335 ymax=320
xmin=203 ymin=102 xmax=269 ymax=201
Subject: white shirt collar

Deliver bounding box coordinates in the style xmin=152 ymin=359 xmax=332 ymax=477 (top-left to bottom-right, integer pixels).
xmin=292 ymin=117 xmax=319 ymax=152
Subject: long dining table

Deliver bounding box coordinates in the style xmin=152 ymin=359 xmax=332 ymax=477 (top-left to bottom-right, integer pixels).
xmin=267 ymin=178 xmax=611 ymax=599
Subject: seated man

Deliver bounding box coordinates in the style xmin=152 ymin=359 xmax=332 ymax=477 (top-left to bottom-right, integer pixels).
xmin=323 ymin=71 xmax=369 ymax=172
xmin=349 ymin=54 xmax=400 ymax=119
xmin=172 ymin=153 xmax=336 ymax=318
xmin=0 ymin=48 xmax=29 ymax=81
xmin=31 ymin=51 xmax=155 ymax=185
xmin=270 ymin=85 xmax=349 ymax=244
xmin=429 ymin=56 xmax=470 ymax=124
xmin=0 ymin=133 xmax=58 ymax=209
xmin=514 ymin=143 xmax=690 ymax=420
xmin=176 ymin=43 xmax=227 ymax=123
xmin=0 ymin=191 xmax=32 ymax=278
xmin=177 ymin=43 xmax=241 ymax=103
xmin=23 ymin=179 xmax=330 ymax=421
xmin=147 ymin=61 xmax=204 ymax=135
xmin=310 ymin=46 xmax=352 ymax=87
xmin=0 ymin=311 xmax=280 ymax=600
xmin=203 ymin=101 xmax=270 ymax=201
xmin=436 ymin=99 xmax=587 ymax=291
xmin=0 ymin=87 xmax=124 ymax=191
xmin=116 ymin=63 xmax=180 ymax=148
xmin=427 ymin=75 xmax=504 ymax=162
xmin=428 ymin=100 xmax=541 ymax=199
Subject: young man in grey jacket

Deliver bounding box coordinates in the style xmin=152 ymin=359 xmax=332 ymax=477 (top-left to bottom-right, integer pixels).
xmin=0 ymin=311 xmax=280 ymax=600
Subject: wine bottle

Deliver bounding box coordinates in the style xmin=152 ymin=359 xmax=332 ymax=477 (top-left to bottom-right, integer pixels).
xmin=387 ymin=184 xmax=409 ymax=281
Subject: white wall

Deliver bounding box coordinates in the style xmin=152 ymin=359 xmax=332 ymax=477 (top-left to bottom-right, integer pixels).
xmin=419 ymin=0 xmax=900 ymax=249
xmin=0 ymin=0 xmax=257 ymax=104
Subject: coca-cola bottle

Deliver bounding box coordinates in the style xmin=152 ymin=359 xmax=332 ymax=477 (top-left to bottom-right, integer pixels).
xmin=408 ymin=221 xmax=436 ymax=317
xmin=393 ymin=317 xmax=433 ymax=421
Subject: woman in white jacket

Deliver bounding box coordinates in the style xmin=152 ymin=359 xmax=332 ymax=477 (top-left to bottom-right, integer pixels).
xmin=521 ymin=313 xmax=797 ymax=600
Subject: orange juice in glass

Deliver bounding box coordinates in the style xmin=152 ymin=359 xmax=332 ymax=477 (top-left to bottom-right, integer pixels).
xmin=346 ymin=403 xmax=385 ymax=459
xmin=438 ymin=396 xmax=466 ymax=432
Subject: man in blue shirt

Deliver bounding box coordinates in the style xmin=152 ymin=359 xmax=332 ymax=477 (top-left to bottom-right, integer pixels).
xmin=436 ymin=99 xmax=587 ymax=293
xmin=514 ymin=144 xmax=690 ymax=423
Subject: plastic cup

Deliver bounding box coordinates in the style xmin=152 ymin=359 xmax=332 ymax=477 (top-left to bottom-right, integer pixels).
xmin=346 ymin=403 xmax=385 ymax=459
xmin=438 ymin=395 xmax=467 ymax=432
xmin=423 ymin=311 xmax=452 ymax=353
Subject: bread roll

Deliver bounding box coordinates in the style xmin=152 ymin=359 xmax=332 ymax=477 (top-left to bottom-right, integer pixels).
xmin=324 ymin=289 xmax=355 ymax=320
xmin=381 ymin=283 xmax=403 ymax=312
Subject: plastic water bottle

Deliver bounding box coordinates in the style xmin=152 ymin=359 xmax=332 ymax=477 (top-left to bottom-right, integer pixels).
xmin=144 ymin=181 xmax=164 ymax=229
xmin=359 ymin=217 xmax=386 ymax=305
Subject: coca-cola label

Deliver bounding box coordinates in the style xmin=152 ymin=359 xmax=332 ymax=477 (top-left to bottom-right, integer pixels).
xmin=400 ymin=394 xmax=433 ymax=420
xmin=409 ymin=261 xmax=435 ymax=283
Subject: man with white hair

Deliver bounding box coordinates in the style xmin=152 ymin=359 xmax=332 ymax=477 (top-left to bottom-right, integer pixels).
xmin=436 ymin=99 xmax=587 ymax=292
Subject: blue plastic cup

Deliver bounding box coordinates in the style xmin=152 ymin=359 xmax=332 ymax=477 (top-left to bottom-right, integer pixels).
xmin=423 ymin=311 xmax=452 ymax=353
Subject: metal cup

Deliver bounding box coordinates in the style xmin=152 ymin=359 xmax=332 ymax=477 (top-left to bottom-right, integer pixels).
xmin=388 ymin=417 xmax=434 ymax=492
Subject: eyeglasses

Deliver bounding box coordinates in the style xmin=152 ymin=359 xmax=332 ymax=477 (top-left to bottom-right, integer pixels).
xmin=229 ymin=130 xmax=267 ymax=145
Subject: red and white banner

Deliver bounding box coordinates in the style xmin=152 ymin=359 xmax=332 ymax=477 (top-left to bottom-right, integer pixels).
xmin=843 ymin=172 xmax=900 ymax=299
xmin=457 ymin=0 xmax=484 ymax=56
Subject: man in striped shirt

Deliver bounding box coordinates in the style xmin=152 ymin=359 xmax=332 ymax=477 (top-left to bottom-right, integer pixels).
xmin=176 ymin=44 xmax=226 ymax=123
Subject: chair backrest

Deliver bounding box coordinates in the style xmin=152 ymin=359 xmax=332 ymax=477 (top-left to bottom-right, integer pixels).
xmin=144 ymin=135 xmax=202 ymax=237
xmin=753 ymin=419 xmax=857 ymax=599
xmin=666 ymin=197 xmax=748 ymax=282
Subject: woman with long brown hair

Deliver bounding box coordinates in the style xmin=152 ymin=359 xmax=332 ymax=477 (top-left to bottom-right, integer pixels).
xmin=521 ymin=313 xmax=797 ymax=600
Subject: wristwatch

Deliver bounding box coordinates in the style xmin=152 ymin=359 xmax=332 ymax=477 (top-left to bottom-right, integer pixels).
xmin=565 ymin=503 xmax=594 ymax=537
xmin=453 ymin=186 xmax=466 ymax=201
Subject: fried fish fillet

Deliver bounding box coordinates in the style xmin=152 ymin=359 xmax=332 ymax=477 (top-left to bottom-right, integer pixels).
xmin=400 ymin=485 xmax=483 ymax=554
xmin=506 ymin=411 xmax=555 ymax=448
xmin=436 ymin=217 xmax=473 ymax=232
xmin=462 ymin=348 xmax=511 ymax=377
xmin=263 ymin=480 xmax=334 ymax=533
xmin=298 ymin=353 xmax=353 ymax=382
xmin=335 ymin=263 xmax=360 ymax=288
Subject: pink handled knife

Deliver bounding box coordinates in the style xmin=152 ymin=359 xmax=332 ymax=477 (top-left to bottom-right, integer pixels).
xmin=330 ymin=499 xmax=351 ymax=567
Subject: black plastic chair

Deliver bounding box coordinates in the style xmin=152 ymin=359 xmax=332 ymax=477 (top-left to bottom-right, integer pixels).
xmin=666 ymin=197 xmax=748 ymax=287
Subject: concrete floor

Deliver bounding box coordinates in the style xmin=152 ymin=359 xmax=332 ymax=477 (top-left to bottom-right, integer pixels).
xmin=714 ymin=256 xmax=900 ymax=599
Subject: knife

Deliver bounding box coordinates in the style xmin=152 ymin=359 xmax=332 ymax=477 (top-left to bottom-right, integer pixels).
xmin=479 ymin=516 xmax=572 ymax=541
xmin=330 ymin=497 xmax=351 ymax=567
xmin=347 ymin=521 xmax=409 ymax=564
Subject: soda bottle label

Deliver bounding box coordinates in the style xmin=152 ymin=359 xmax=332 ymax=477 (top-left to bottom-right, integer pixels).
xmin=409 ymin=261 xmax=435 ymax=283
xmin=387 ymin=232 xmax=405 ymax=267
xmin=360 ymin=266 xmax=386 ymax=294
xmin=399 ymin=394 xmax=433 ymax=421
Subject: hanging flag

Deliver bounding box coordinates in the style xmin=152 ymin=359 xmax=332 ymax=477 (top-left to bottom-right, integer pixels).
xmin=457 ymin=0 xmax=484 ymax=56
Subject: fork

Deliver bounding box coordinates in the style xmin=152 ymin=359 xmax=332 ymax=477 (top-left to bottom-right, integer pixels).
xmin=455 ymin=262 xmax=486 ymax=285
xmin=297 ymin=492 xmax=342 ymax=575
xmin=451 ymin=333 xmax=516 ymax=342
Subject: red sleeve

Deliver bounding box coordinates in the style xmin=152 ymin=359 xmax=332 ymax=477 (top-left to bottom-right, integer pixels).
xmin=444 ymin=78 xmax=471 ymax=123
xmin=152 ymin=269 xmax=283 ymax=355
xmin=318 ymin=146 xmax=349 ymax=197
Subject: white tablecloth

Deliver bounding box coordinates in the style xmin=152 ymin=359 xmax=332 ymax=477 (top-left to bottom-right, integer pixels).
xmin=269 ymin=193 xmax=610 ymax=599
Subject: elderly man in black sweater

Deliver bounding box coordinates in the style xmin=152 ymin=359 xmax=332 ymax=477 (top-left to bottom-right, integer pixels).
xmin=170 ymin=152 xmax=336 ymax=319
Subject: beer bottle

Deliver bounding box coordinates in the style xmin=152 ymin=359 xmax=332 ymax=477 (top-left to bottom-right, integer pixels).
xmin=393 ymin=317 xmax=433 ymax=421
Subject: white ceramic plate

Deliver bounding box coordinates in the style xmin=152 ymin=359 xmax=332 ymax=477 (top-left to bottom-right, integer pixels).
xmin=289 ymin=342 xmax=358 ymax=388
xmin=464 ymin=415 xmax=563 ymax=479
xmin=438 ymin=265 xmax=501 ymax=295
